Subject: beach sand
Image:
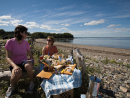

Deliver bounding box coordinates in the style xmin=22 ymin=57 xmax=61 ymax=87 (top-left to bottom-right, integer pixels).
xmin=35 ymin=39 xmax=130 ymax=60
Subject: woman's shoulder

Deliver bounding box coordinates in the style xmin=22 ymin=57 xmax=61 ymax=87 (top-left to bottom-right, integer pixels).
xmin=6 ymin=38 xmax=15 ymax=43
xmin=44 ymin=45 xmax=48 ymax=48
xmin=5 ymin=38 xmax=15 ymax=49
xmin=43 ymin=45 xmax=48 ymax=50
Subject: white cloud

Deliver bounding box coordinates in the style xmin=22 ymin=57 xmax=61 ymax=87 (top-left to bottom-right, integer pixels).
xmin=0 ymin=15 xmax=12 ymax=20
xmin=0 ymin=15 xmax=12 ymax=26
xmin=113 ymin=14 xmax=130 ymax=18
xmin=52 ymin=11 xmax=86 ymax=17
xmin=84 ymin=19 xmax=105 ymax=26
xmin=10 ymin=20 xmax=23 ymax=26
xmin=56 ymin=5 xmax=75 ymax=10
xmin=80 ymin=25 xmax=82 ymax=26
xmin=53 ymin=29 xmax=61 ymax=31
xmin=61 ymin=28 xmax=69 ymax=30
xmin=40 ymin=25 xmax=51 ymax=30
xmin=114 ymin=27 xmax=130 ymax=33
xmin=61 ymin=23 xmax=70 ymax=26
xmin=0 ymin=15 xmax=39 ymax=29
xmin=107 ymin=24 xmax=121 ymax=28
xmin=24 ymin=22 xmax=39 ymax=28
xmin=65 ymin=24 xmax=70 ymax=26
xmin=40 ymin=24 xmax=71 ymax=31
xmin=0 ymin=20 xmax=10 ymax=24
xmin=68 ymin=27 xmax=130 ymax=37
xmin=115 ymin=27 xmax=125 ymax=30
xmin=0 ymin=24 xmax=8 ymax=26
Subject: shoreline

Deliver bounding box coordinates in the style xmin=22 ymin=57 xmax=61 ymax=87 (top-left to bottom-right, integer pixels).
xmin=35 ymin=39 xmax=130 ymax=60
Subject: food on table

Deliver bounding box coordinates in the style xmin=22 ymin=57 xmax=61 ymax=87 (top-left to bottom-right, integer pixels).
xmin=44 ymin=55 xmax=50 ymax=59
xmin=67 ymin=67 xmax=72 ymax=72
xmin=41 ymin=53 xmax=73 ymax=72
xmin=68 ymin=64 xmax=75 ymax=67
xmin=61 ymin=69 xmax=65 ymax=73
xmin=57 ymin=59 xmax=66 ymax=65
xmin=44 ymin=66 xmax=48 ymax=71
xmin=43 ymin=66 xmax=55 ymax=72
xmin=52 ymin=53 xmax=65 ymax=59
xmin=39 ymin=55 xmax=43 ymax=60
xmin=48 ymin=66 xmax=54 ymax=71
xmin=45 ymin=59 xmax=52 ymax=65
xmin=52 ymin=53 xmax=60 ymax=59
xmin=42 ymin=62 xmax=49 ymax=67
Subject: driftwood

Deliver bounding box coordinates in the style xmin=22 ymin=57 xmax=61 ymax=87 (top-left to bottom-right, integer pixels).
xmin=72 ymin=48 xmax=86 ymax=76
xmin=0 ymin=66 xmax=40 ymax=80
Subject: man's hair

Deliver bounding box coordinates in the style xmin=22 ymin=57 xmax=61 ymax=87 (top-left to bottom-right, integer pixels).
xmin=14 ymin=25 xmax=28 ymax=41
xmin=47 ymin=36 xmax=55 ymax=45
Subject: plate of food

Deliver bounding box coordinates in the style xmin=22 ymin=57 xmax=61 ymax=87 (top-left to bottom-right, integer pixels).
xmin=60 ymin=64 xmax=76 ymax=75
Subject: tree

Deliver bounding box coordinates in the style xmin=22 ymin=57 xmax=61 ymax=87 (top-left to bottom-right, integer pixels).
xmin=0 ymin=29 xmax=5 ymax=36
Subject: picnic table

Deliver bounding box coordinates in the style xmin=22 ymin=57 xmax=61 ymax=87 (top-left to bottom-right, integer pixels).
xmin=38 ymin=56 xmax=82 ymax=98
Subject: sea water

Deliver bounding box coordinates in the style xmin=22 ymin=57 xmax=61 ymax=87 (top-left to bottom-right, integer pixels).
xmin=55 ymin=37 xmax=130 ymax=49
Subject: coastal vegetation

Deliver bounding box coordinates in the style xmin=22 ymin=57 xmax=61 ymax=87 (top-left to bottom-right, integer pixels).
xmin=0 ymin=29 xmax=74 ymax=39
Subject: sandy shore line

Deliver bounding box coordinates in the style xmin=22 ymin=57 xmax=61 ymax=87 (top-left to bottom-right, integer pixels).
xmin=35 ymin=39 xmax=130 ymax=60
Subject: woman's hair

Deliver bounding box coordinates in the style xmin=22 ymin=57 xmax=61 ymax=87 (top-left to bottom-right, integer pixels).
xmin=14 ymin=25 xmax=28 ymax=41
xmin=47 ymin=36 xmax=55 ymax=45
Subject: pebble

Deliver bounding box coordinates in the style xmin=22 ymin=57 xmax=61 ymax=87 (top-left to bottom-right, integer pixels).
xmin=82 ymin=54 xmax=130 ymax=98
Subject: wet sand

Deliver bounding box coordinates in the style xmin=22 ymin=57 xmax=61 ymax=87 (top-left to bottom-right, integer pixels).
xmin=35 ymin=39 xmax=130 ymax=60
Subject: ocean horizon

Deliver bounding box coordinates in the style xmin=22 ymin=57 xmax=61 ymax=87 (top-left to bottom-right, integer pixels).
xmin=55 ymin=37 xmax=130 ymax=49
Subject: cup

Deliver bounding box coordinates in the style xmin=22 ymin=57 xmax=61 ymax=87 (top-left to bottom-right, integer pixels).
xmin=67 ymin=67 xmax=72 ymax=72
xmin=39 ymin=55 xmax=43 ymax=60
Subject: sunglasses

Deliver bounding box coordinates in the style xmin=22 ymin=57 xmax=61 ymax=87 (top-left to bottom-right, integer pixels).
xmin=23 ymin=31 xmax=28 ymax=34
xmin=47 ymin=40 xmax=51 ymax=42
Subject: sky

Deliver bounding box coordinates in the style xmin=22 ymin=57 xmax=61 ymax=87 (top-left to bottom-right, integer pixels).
xmin=0 ymin=0 xmax=130 ymax=37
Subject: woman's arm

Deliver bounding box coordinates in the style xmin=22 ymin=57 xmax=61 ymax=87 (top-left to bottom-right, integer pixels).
xmin=42 ymin=46 xmax=46 ymax=56
xmin=27 ymin=50 xmax=34 ymax=66
xmin=6 ymin=50 xmax=17 ymax=68
xmin=27 ymin=50 xmax=34 ymax=60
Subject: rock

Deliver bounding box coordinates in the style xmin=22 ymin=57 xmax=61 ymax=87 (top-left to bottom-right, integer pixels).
xmin=127 ymin=92 xmax=130 ymax=97
xmin=117 ymin=59 xmax=122 ymax=63
xmin=113 ymin=75 xmax=117 ymax=79
xmin=112 ymin=88 xmax=118 ymax=93
xmin=121 ymin=83 xmax=126 ymax=87
xmin=112 ymin=70 xmax=121 ymax=74
xmin=123 ymin=59 xmax=128 ymax=65
xmin=126 ymin=83 xmax=130 ymax=88
xmin=120 ymin=86 xmax=128 ymax=92
xmin=124 ymin=80 xmax=130 ymax=84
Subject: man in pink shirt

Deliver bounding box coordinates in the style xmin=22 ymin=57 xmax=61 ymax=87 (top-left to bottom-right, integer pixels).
xmin=5 ymin=25 xmax=34 ymax=98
